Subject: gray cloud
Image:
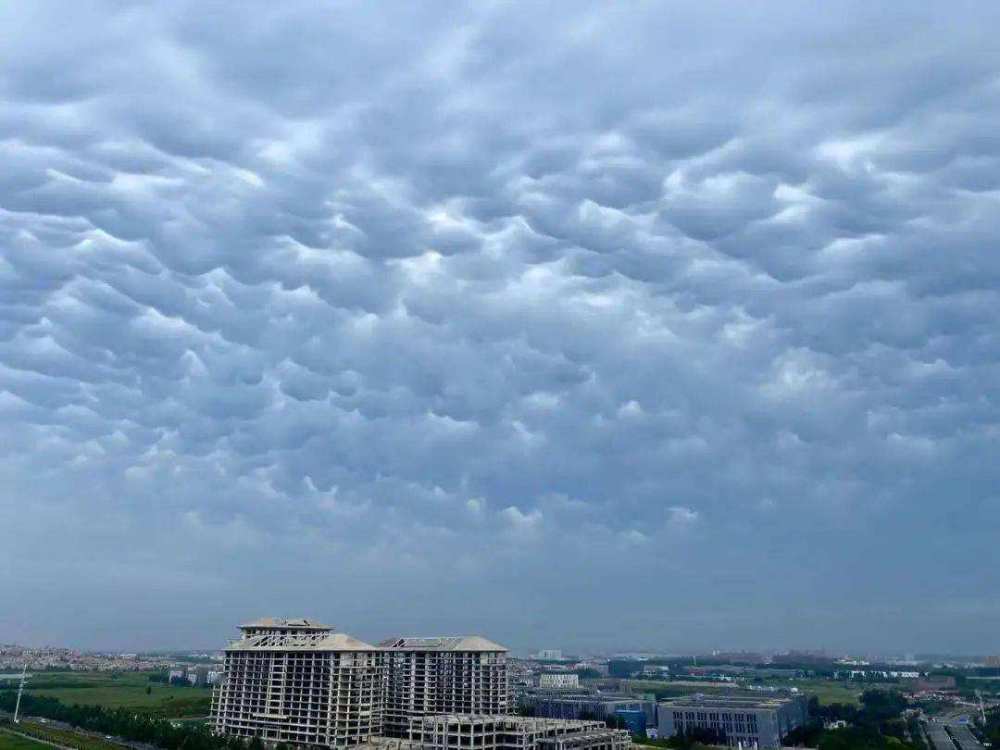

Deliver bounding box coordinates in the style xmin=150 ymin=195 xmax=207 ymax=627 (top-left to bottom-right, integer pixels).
xmin=1 ymin=0 xmax=999 ymax=653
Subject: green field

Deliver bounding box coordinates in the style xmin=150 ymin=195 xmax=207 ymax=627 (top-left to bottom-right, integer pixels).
xmin=0 ymin=731 xmax=53 ymax=750
xmin=8 ymin=722 xmax=122 ymax=750
xmin=22 ymin=672 xmax=212 ymax=718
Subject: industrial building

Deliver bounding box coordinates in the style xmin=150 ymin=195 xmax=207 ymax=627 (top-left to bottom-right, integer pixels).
xmin=657 ymin=695 xmax=808 ymax=749
xmin=211 ymin=619 xmax=385 ymax=747
xmin=379 ymin=637 xmax=512 ymax=738
xmin=519 ymin=690 xmax=654 ymax=729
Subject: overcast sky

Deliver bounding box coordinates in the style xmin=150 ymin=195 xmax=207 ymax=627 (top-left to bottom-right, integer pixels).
xmin=1 ymin=1 xmax=999 ymax=656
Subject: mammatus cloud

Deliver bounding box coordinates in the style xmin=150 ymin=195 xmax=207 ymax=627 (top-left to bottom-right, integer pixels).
xmin=1 ymin=1 xmax=999 ymax=652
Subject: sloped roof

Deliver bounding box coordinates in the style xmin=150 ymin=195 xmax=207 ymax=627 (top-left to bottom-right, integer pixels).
xmin=228 ymin=631 xmax=377 ymax=652
xmin=239 ymin=617 xmax=331 ymax=630
xmin=379 ymin=636 xmax=507 ymax=652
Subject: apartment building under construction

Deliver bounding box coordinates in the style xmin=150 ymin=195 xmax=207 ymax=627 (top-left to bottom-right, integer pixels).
xmin=211 ymin=619 xmax=385 ymax=748
xmin=404 ymin=715 xmax=631 ymax=750
xmin=379 ymin=636 xmax=512 ymax=738
xmin=212 ymin=620 xmax=513 ymax=749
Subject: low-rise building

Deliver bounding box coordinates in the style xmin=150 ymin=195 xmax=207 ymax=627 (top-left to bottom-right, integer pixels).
xmin=520 ymin=690 xmax=653 ymax=727
xmin=407 ymin=715 xmax=630 ymax=750
xmin=540 ymin=674 xmax=580 ymax=689
xmin=657 ymin=695 xmax=807 ymax=749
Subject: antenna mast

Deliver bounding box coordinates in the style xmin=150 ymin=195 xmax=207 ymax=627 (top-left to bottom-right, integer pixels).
xmin=13 ymin=662 xmax=28 ymax=724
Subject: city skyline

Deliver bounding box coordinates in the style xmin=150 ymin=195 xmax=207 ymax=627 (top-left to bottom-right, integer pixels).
xmin=2 ymin=1 xmax=1000 ymax=654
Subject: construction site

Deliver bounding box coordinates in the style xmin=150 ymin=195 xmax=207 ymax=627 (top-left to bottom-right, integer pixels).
xmin=210 ymin=619 xmax=385 ymax=747
xmin=211 ymin=620 xmax=630 ymax=750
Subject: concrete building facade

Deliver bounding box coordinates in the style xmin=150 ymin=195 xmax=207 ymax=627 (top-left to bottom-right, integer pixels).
xmin=211 ymin=619 xmax=385 ymax=748
xmin=406 ymin=715 xmax=630 ymax=750
xmin=656 ymin=695 xmax=807 ymax=749
xmin=379 ymin=637 xmax=512 ymax=738
xmin=213 ymin=621 xmax=514 ymax=749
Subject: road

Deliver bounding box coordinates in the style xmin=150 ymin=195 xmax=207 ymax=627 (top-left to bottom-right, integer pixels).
xmin=947 ymin=721 xmax=985 ymax=750
xmin=927 ymin=721 xmax=957 ymax=750
xmin=924 ymin=709 xmax=986 ymax=750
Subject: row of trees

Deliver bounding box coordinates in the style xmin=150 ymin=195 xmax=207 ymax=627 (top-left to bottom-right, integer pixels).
xmin=784 ymin=690 xmax=925 ymax=750
xmin=0 ymin=691 xmax=232 ymax=750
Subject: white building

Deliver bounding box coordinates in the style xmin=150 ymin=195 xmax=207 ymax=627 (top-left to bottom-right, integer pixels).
xmin=539 ymin=674 xmax=580 ymax=689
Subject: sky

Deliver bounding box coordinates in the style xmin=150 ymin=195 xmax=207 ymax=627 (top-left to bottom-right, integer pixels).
xmin=1 ymin=1 xmax=999 ymax=656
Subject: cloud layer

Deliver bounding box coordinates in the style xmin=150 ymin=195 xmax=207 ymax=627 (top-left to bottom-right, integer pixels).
xmin=1 ymin=1 xmax=999 ymax=653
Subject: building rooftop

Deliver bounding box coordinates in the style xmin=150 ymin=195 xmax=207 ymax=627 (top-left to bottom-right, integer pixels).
xmin=228 ymin=631 xmax=377 ymax=652
xmin=413 ymin=715 xmax=604 ymax=730
xmin=239 ymin=617 xmax=332 ymax=631
xmin=659 ymin=695 xmax=799 ymax=710
xmin=379 ymin=636 xmax=507 ymax=652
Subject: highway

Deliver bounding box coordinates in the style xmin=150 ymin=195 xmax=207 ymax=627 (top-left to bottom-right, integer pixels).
xmin=924 ymin=710 xmax=986 ymax=750
xmin=947 ymin=721 xmax=984 ymax=750
xmin=926 ymin=721 xmax=956 ymax=750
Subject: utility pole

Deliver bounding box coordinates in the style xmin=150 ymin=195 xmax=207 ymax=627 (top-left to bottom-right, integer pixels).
xmin=13 ymin=662 xmax=28 ymax=724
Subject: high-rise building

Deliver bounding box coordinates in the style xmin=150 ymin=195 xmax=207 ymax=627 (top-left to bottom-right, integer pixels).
xmin=211 ymin=619 xmax=385 ymax=748
xmin=379 ymin=636 xmax=512 ymax=738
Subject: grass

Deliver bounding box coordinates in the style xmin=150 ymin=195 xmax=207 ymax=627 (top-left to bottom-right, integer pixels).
xmin=28 ymin=688 xmax=211 ymax=717
xmin=0 ymin=730 xmax=53 ymax=750
xmin=4 ymin=722 xmax=121 ymax=750
xmin=22 ymin=672 xmax=212 ymax=718
xmin=800 ymin=680 xmax=865 ymax=706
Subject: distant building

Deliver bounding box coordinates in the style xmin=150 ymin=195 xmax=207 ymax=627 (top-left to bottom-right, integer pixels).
xmin=902 ymin=675 xmax=957 ymax=692
xmin=771 ymin=651 xmax=831 ymax=666
xmin=540 ymin=674 xmax=580 ymax=689
xmin=613 ymin=709 xmax=647 ymax=736
xmin=657 ymin=695 xmax=807 ymax=749
xmin=985 ymin=655 xmax=1000 ymax=668
xmin=537 ymin=650 xmax=564 ymax=661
